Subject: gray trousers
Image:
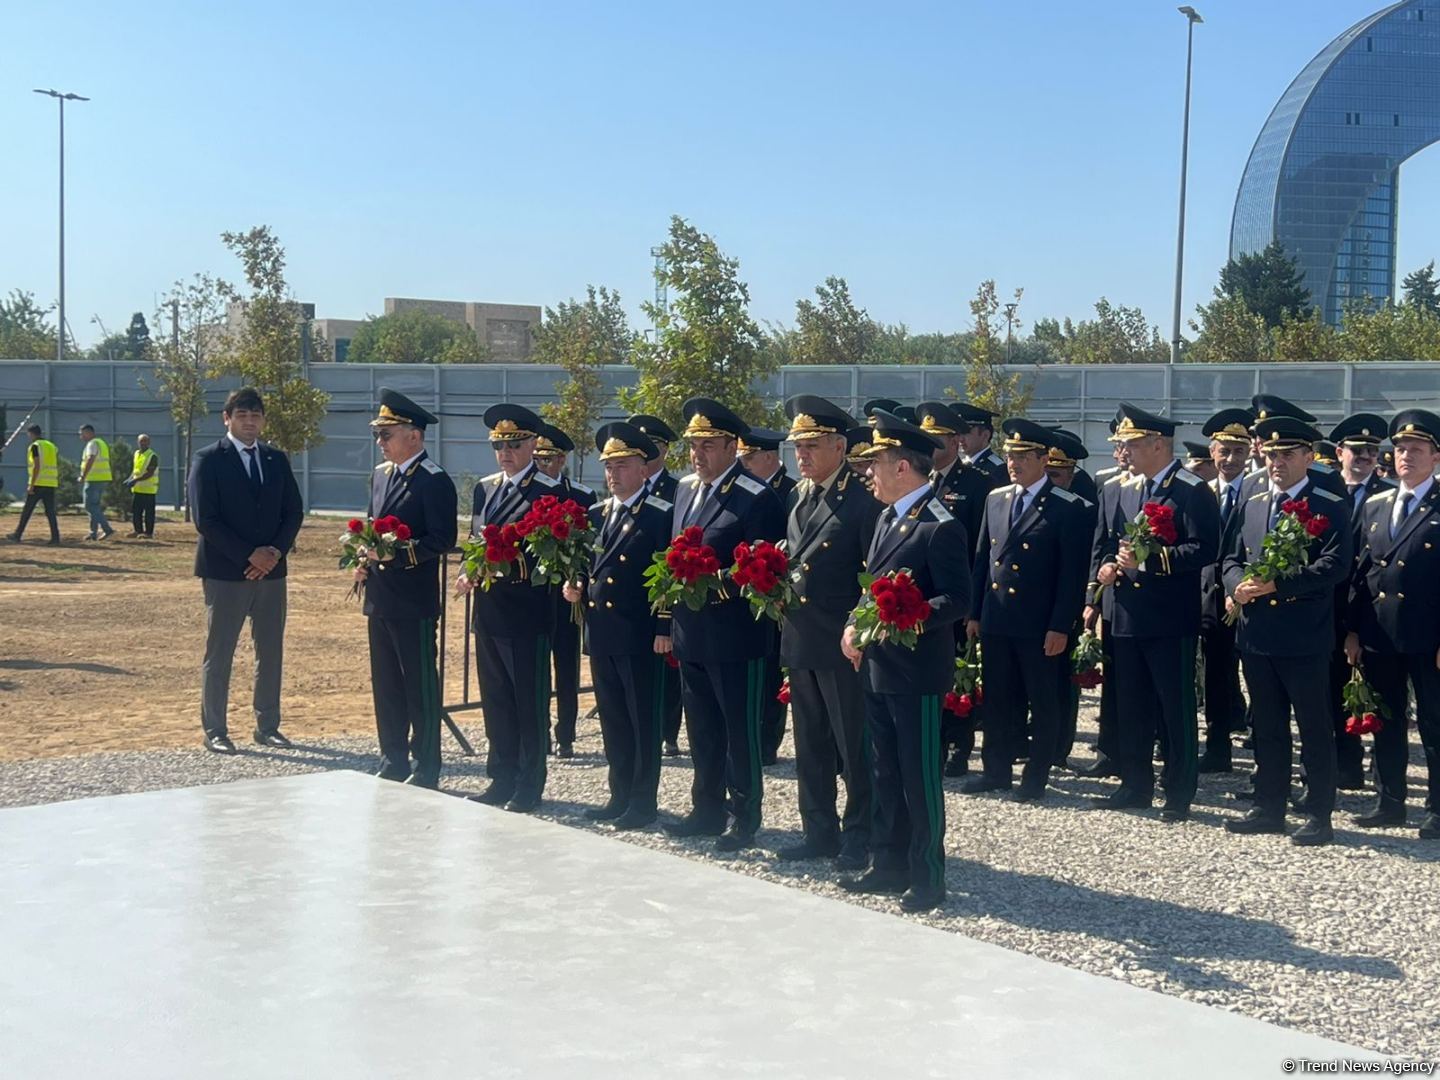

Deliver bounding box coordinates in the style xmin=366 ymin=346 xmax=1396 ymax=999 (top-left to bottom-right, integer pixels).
xmin=201 ymin=577 xmax=287 ymax=738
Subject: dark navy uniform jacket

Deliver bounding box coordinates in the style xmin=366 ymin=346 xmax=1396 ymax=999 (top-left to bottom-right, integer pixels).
xmin=1241 ymin=461 xmax=1345 ymax=503
xmin=647 ymin=468 xmax=679 ymax=504
xmin=363 ymin=451 xmax=458 ymax=621
xmin=469 ymin=464 xmax=561 ymax=639
xmin=1201 ymin=474 xmax=1246 ymax=632
xmin=970 ymin=479 xmax=1089 ymax=639
xmin=582 ymin=492 xmax=674 ymax=656
xmin=765 ymin=465 xmax=798 ymax=506
xmin=779 ymin=468 xmax=882 ymax=672
xmin=1222 ymin=480 xmax=1350 ymax=657
xmin=1349 ymin=482 xmax=1440 ymax=656
xmin=968 ymin=447 xmax=1007 ymax=487
xmin=559 ymin=475 xmax=598 ymax=510
xmin=1086 ymin=470 xmax=1130 ymax=619
xmin=1094 ymin=460 xmax=1221 ymax=638
xmin=857 ymin=491 xmax=971 ymax=696
xmin=667 ymin=461 xmax=786 ymax=664
xmin=1070 ymin=467 xmax=1098 ymax=505
xmin=931 ymin=459 xmax=994 ymax=561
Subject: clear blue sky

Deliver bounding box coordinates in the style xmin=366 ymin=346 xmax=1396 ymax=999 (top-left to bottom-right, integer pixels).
xmin=3 ymin=0 xmax=1436 ymax=349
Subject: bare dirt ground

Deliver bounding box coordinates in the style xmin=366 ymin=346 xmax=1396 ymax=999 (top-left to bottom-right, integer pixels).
xmin=0 ymin=510 xmax=589 ymax=761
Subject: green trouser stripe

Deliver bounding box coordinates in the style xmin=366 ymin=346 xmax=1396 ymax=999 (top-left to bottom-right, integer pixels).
xmin=745 ymin=658 xmax=764 ymax=824
xmin=1178 ymin=636 xmax=1199 ymax=797
xmin=919 ymin=695 xmax=945 ymax=889
xmin=647 ymin=656 xmax=664 ymax=795
xmin=535 ymin=635 xmax=552 ymax=789
xmin=417 ymin=618 xmax=440 ymax=774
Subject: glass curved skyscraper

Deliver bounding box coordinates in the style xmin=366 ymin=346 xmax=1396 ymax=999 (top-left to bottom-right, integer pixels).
xmin=1231 ymin=1 xmax=1440 ymax=325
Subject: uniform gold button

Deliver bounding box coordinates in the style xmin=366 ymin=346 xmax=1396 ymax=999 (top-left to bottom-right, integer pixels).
xmin=1379 ymin=591 xmax=1386 ymax=599
xmin=803 ymin=562 xmax=811 ymax=572
xmin=1398 ymin=560 xmax=1406 ymax=568
xmin=606 ymin=577 xmax=615 ymax=584
xmin=821 ymin=541 xmax=830 ymax=549
xmin=992 ymin=582 xmax=999 ymax=591
xmin=1011 ymin=564 xmax=1020 ymax=571
xmin=588 ymin=601 xmax=596 ymax=608
xmin=1269 ymin=599 xmax=1278 ymax=606
xmin=1008 ymin=587 xmax=1016 ymax=595
xmin=1399 ymin=593 xmax=1406 ymax=599
xmin=619 ymin=554 xmax=626 ymax=562
xmin=800 ymin=596 xmax=808 ymax=604
xmin=606 ymin=601 xmax=614 ymax=608
xmin=1380 ymin=560 xmax=1388 ymax=567
xmin=995 ymin=559 xmax=1001 ymax=567
xmin=1022 ymin=542 xmax=1030 ymax=550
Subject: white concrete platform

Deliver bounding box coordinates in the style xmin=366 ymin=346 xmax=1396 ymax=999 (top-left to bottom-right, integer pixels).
xmin=0 ymin=772 xmax=1372 ymax=1078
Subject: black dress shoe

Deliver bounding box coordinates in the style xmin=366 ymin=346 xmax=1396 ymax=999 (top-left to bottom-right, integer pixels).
xmin=204 ymin=734 xmax=237 ymax=754
xmin=715 ymin=826 xmax=756 ymax=853
xmin=1159 ymin=806 xmax=1189 ymax=823
xmin=761 ymin=751 xmax=779 ymax=766
xmin=1012 ymin=784 xmax=1046 ymax=804
xmin=404 ymin=773 xmax=438 ymax=790
xmin=1291 ymin=817 xmax=1334 ymax=846
xmin=942 ymin=748 xmax=970 ymax=778
xmin=838 ymin=868 xmax=907 ymax=895
xmin=556 ymin=743 xmax=574 ymax=759
xmin=1353 ymin=806 xmax=1407 ymax=829
xmin=662 ymin=741 xmax=681 ymax=757
xmin=776 ymin=839 xmax=841 ymax=861
xmin=1418 ymin=813 xmax=1440 ymax=840
xmin=613 ymin=808 xmax=658 ymax=831
xmin=504 ymin=793 xmax=541 ymax=813
xmin=1015 ymin=741 xmax=1032 ymax=764
xmin=253 ymin=730 xmax=293 ymax=748
xmin=1197 ymin=755 xmax=1233 ymax=774
xmin=833 ymin=849 xmax=869 ymax=872
xmin=1089 ymin=787 xmax=1151 ymax=811
xmin=1225 ymin=808 xmax=1286 ymax=835
xmin=1336 ymin=765 xmax=1367 ymax=791
xmin=584 ymin=802 xmax=628 ymax=822
xmin=467 ymin=784 xmax=515 ymax=807
xmin=375 ymin=767 xmax=409 ymax=782
xmin=1077 ymin=757 xmax=1120 ymax=779
xmin=959 ymin=775 xmax=1012 ymax=795
xmin=900 ymin=885 xmax=946 ymax=913
xmin=663 ymin=814 xmax=725 ymax=839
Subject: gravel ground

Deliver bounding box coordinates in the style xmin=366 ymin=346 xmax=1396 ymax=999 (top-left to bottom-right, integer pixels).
xmin=3 ymin=702 xmax=1438 ymax=1059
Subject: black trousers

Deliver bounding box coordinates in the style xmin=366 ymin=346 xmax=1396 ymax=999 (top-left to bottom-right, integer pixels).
xmin=476 ymin=632 xmax=551 ymax=799
xmin=1113 ymin=635 xmax=1199 ymax=807
xmin=14 ymin=488 xmax=59 ymax=542
xmin=661 ymin=658 xmax=683 ymax=745
xmin=1095 ymin=619 xmax=1119 ymax=761
xmin=760 ymin=653 xmax=786 ymax=761
xmin=131 ymin=492 xmax=156 ymax=536
xmin=368 ymin=616 xmax=442 ymax=783
xmin=1201 ymin=622 xmax=1242 ymax=765
xmin=790 ymin=665 xmax=871 ymax=851
xmin=1327 ymin=647 xmax=1366 ymax=774
xmin=1366 ymin=650 xmax=1440 ymax=814
xmin=551 ymin=599 xmax=581 ymax=746
xmin=1054 ymin=662 xmax=1082 ymax=765
xmin=590 ymin=651 xmax=664 ymax=814
xmin=979 ymin=633 xmax=1064 ymax=789
xmin=679 ymin=658 xmax=765 ymax=833
xmin=1242 ymin=651 xmax=1335 ymax=817
xmin=867 ymin=691 xmax=945 ymax=892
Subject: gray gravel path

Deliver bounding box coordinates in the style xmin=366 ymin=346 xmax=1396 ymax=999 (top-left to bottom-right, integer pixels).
xmin=3 ymin=703 xmax=1438 ymax=1059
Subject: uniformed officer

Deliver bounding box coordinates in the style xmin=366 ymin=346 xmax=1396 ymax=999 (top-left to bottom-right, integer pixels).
xmin=839 ymin=410 xmax=971 ymax=913
xmin=1345 ymin=409 xmax=1440 ymax=839
xmin=10 ymin=424 xmax=61 ymax=545
xmin=963 ymin=419 xmax=1089 ymax=799
xmin=863 ymin=399 xmax=903 ymax=426
xmin=628 ymin=412 xmax=682 ymax=755
xmin=661 ymin=399 xmax=786 ymax=852
xmin=457 ymin=404 xmax=561 ymax=812
xmin=1222 ymin=417 xmax=1350 ymax=846
xmin=533 ymin=422 xmax=596 ymax=758
xmin=954 ymin=402 xmax=1007 ymax=485
xmin=846 ymin=427 xmax=876 ymax=490
xmin=1243 ymin=394 xmax=1347 ymax=501
xmin=563 ymin=423 xmax=674 ymax=830
xmin=1091 ymin=403 xmax=1220 ymax=822
xmin=1048 ymin=427 xmax=1098 ymax=504
xmin=355 ymin=390 xmax=458 ymax=788
xmin=1078 ymin=417 xmax=1131 ymax=777
xmin=1183 ymin=440 xmax=1219 ymax=483
xmin=739 ymin=426 xmax=797 ymax=765
xmin=775 ymin=396 xmax=881 ymax=870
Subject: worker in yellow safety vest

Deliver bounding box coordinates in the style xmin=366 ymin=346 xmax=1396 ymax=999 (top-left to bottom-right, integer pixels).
xmin=10 ymin=424 xmax=61 ymax=545
xmin=126 ymin=433 xmax=160 ymax=538
xmin=78 ymin=423 xmax=115 ymax=541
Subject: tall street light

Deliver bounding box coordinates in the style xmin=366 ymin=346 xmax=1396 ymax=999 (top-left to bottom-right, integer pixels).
xmin=1171 ymin=7 xmax=1202 ymax=364
xmin=33 ymin=88 xmax=89 ymax=365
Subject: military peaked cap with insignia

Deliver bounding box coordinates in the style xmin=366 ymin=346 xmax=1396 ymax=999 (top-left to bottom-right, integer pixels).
xmin=627 ymin=413 xmax=678 ymax=446
xmin=845 ymin=426 xmax=875 ymax=460
xmin=862 ymin=410 xmax=942 ymax=457
xmin=915 ymin=401 xmax=968 ymax=438
xmin=1314 ymin=440 xmax=1338 ymax=466
xmin=1389 ymin=408 xmax=1440 ymax=447
xmin=483 ymin=403 xmax=542 ymax=442
xmin=784 ymin=395 xmax=854 ymax=441
xmin=892 ymin=405 xmax=918 ymax=425
xmin=1251 ymin=393 xmax=1317 ymax=425
xmin=1001 ymin=417 xmax=1054 ymax=453
xmin=680 ymin=397 xmax=748 ymax=440
xmin=370 ymin=388 xmax=439 ymax=430
xmin=1182 ymin=440 xmax=1212 ymax=462
xmin=1109 ymin=402 xmax=1177 ymax=441
xmin=1047 ymin=428 xmax=1088 ymax=466
xmin=1329 ymin=412 xmax=1387 ymax=447
xmin=863 ymin=399 xmax=903 ymax=426
xmin=594 ymin=421 xmax=659 ymax=462
xmin=737 ymin=427 xmax=785 ymax=454
xmin=533 ymin=422 xmax=575 ymax=457
xmin=953 ymin=402 xmax=998 ymax=428
xmin=1202 ymin=407 xmax=1255 ymax=445
xmin=1254 ymin=415 xmax=1322 ymax=451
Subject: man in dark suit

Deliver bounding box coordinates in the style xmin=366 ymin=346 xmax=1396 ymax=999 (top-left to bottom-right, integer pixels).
xmin=457 ymin=404 xmax=562 ymax=813
xmin=955 ymin=402 xmax=1007 ymax=485
xmin=1345 ymin=409 xmax=1440 ymax=839
xmin=1223 ymin=416 xmax=1350 ymax=846
xmin=1198 ymin=408 xmax=1254 ymax=773
xmin=739 ymin=427 xmax=797 ymax=765
xmin=661 ymin=399 xmax=786 ymax=852
xmin=628 ymin=412 xmax=683 ymax=755
xmin=1091 ymin=403 xmax=1220 ymax=822
xmin=962 ymin=420 xmax=1089 ymax=800
xmin=533 ymin=422 xmax=597 ymax=758
xmin=563 ymin=422 xmax=674 ymax=830
xmin=839 ymin=410 xmax=970 ymax=913
xmin=1183 ymin=441 xmax=1219 ymax=483
xmin=190 ymin=387 xmax=304 ymax=754
xmin=352 ymin=390 xmax=458 ymax=788
xmin=774 ymin=396 xmax=881 ymax=871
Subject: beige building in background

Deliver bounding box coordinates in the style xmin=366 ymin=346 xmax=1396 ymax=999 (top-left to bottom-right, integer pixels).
xmin=311 ymin=299 xmax=540 ymax=363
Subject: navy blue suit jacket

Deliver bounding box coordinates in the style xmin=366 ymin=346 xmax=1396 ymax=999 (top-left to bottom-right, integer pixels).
xmin=190 ymin=437 xmax=303 ymax=581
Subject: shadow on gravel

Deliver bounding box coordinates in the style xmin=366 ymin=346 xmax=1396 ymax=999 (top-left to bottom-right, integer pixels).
xmin=0 ymin=558 xmax=155 ymax=576
xmin=0 ymin=658 xmax=127 ymax=675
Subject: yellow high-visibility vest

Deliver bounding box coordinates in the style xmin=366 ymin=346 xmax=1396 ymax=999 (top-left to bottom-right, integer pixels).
xmin=130 ymin=448 xmax=159 ymax=495
xmin=31 ymin=439 xmax=59 ymax=488
xmin=85 ymin=437 xmax=112 ymax=482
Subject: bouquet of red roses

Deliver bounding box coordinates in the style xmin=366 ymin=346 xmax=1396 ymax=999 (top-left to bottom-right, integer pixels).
xmin=1070 ymin=629 xmax=1104 ymax=689
xmin=729 ymin=539 xmax=797 ymax=623
xmin=518 ymin=495 xmax=596 ymax=625
xmin=945 ymin=639 xmax=983 ymax=716
xmin=1123 ymin=501 xmax=1178 ymax=565
xmin=1342 ymin=666 xmax=1388 ymax=735
xmin=1223 ymin=496 xmax=1330 ymax=626
xmin=457 ymin=522 xmax=524 ymax=595
xmin=645 ymin=526 xmax=723 ymax=613
xmin=850 ymin=569 xmax=932 ymax=650
xmin=339 ymin=515 xmax=413 ymax=600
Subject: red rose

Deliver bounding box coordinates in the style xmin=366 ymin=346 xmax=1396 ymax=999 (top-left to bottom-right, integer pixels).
xmin=1304 ymin=514 xmax=1328 ymax=538
xmin=348 ymin=518 xmax=364 ymax=534
xmin=776 ymin=680 xmax=791 ymax=704
xmin=665 ymin=653 xmax=680 ymax=669
xmin=681 ymin=527 xmax=704 ymax=547
xmin=552 ymin=520 xmax=571 ymax=541
xmin=393 ymin=523 xmax=412 ymax=542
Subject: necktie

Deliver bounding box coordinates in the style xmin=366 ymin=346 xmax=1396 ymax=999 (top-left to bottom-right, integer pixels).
xmin=383 ymin=464 xmax=403 ymax=502
xmin=1268 ymin=492 xmax=1286 ymax=529
xmin=1010 ymin=490 xmax=1026 ymax=527
xmin=243 ymin=446 xmax=262 ymax=496
xmin=1393 ymin=491 xmax=1415 ymax=539
xmin=797 ymin=484 xmax=823 ymax=530
xmin=1220 ymin=484 xmax=1235 ymax=526
xmin=686 ymin=483 xmax=712 ymax=527
xmin=1143 ymin=479 xmax=1155 ymax=503
xmin=604 ymin=499 xmax=626 ymax=545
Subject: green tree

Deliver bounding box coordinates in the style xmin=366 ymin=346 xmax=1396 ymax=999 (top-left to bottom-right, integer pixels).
xmin=1217 ymin=241 xmax=1311 ymax=328
xmin=124 ymin=313 xmax=151 ymax=363
xmin=948 ymin=281 xmax=1032 ymax=424
xmin=1271 ymin=309 xmax=1335 ymax=361
xmin=1186 ymin=294 xmax=1272 ymax=363
xmin=619 ymin=216 xmax=779 ymax=455
xmin=84 ymin=331 xmax=128 ymax=362
xmin=103 ymin=438 xmax=135 ymax=517
xmin=1334 ymin=301 xmax=1440 ymax=361
xmin=789 ymin=276 xmax=880 ymax=365
xmin=1402 ymin=261 xmax=1440 ymax=317
xmin=0 ymin=290 xmax=61 ymax=359
xmin=535 ymin=285 xmax=633 ymax=472
xmin=1034 ymin=299 xmax=1168 ymax=364
xmin=216 ymin=226 xmax=330 ymax=453
xmin=345 ymin=309 xmax=488 ymax=364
